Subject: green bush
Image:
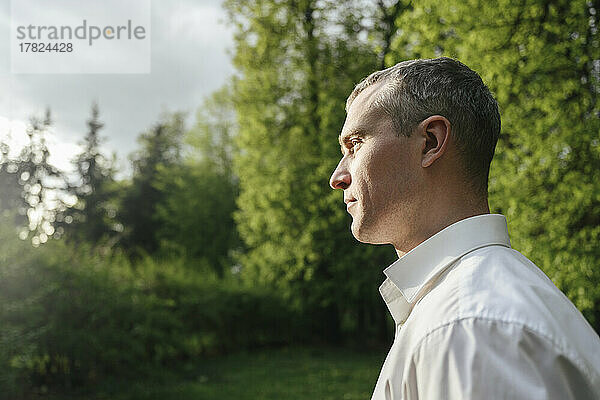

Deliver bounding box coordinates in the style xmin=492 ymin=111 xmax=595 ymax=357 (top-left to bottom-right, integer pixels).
xmin=0 ymin=222 xmax=301 ymax=397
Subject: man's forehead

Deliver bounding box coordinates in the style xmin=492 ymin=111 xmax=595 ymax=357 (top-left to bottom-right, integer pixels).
xmin=348 ymin=81 xmax=387 ymax=114
xmin=339 ymin=82 xmax=388 ymax=143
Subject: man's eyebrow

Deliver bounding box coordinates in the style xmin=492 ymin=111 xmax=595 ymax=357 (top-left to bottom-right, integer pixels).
xmin=339 ymin=130 xmax=365 ymax=145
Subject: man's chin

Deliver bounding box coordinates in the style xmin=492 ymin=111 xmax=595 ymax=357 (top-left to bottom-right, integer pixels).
xmin=351 ymin=221 xmax=387 ymax=245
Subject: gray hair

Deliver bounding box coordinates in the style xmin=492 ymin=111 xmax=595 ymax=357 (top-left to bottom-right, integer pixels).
xmin=347 ymin=57 xmax=501 ymax=194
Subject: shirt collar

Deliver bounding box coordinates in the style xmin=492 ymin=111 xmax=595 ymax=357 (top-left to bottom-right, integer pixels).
xmin=379 ymin=214 xmax=511 ymax=325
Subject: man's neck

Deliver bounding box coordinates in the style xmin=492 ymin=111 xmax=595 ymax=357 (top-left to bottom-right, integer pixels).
xmin=394 ymin=199 xmax=491 ymax=258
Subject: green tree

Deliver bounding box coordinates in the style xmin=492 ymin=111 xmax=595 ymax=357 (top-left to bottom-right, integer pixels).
xmin=0 ymin=141 xmax=25 ymax=225
xmin=120 ymin=113 xmax=185 ymax=256
xmin=388 ymin=0 xmax=600 ymax=330
xmin=12 ymin=110 xmax=66 ymax=246
xmin=61 ymin=103 xmax=120 ymax=244
xmin=154 ymin=87 xmax=240 ymax=276
xmin=225 ymin=0 xmax=399 ymax=342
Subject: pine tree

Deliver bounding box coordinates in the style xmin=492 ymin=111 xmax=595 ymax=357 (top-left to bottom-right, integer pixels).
xmin=154 ymin=87 xmax=240 ymax=276
xmin=0 ymin=141 xmax=22 ymax=213
xmin=62 ymin=103 xmax=119 ymax=244
xmin=14 ymin=110 xmax=65 ymax=246
xmin=120 ymin=113 xmax=185 ymax=256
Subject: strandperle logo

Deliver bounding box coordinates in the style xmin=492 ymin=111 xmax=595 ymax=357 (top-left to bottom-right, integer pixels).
xmin=15 ymin=19 xmax=147 ymax=46
xmin=10 ymin=0 xmax=151 ymax=74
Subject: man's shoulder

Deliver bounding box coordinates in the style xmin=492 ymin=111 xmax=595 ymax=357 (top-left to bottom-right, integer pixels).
xmin=454 ymin=245 xmax=566 ymax=326
xmin=401 ymin=245 xmax=600 ymax=380
xmin=405 ymin=246 xmax=549 ymax=328
xmin=414 ymin=245 xmax=573 ymax=329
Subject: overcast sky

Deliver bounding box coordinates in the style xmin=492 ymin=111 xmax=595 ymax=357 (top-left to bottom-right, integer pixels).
xmin=0 ymin=0 xmax=234 ymax=175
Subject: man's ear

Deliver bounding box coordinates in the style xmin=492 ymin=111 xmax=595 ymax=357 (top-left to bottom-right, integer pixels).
xmin=418 ymin=115 xmax=451 ymax=168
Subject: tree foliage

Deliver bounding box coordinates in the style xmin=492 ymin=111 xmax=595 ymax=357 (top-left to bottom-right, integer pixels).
xmin=0 ymin=142 xmax=25 ymax=225
xmin=225 ymin=0 xmax=399 ymax=341
xmin=154 ymin=87 xmax=240 ymax=276
xmin=119 ymin=113 xmax=185 ymax=256
xmin=61 ymin=103 xmax=120 ymax=244
xmin=0 ymin=110 xmax=67 ymax=245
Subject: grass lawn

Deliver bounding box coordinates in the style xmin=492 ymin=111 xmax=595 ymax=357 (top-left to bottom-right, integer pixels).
xmin=63 ymin=346 xmax=387 ymax=400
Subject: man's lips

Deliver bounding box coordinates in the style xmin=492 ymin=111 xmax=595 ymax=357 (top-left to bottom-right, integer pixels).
xmin=344 ymin=197 xmax=357 ymax=210
xmin=344 ymin=197 xmax=356 ymax=205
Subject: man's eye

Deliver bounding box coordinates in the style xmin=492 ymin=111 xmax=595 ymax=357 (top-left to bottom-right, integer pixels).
xmin=350 ymin=139 xmax=362 ymax=152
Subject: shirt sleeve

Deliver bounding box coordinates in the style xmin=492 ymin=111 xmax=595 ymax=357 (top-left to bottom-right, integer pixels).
xmin=401 ymin=317 xmax=597 ymax=400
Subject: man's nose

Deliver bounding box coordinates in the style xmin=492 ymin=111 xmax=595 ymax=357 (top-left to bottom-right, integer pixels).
xmin=329 ymin=158 xmax=351 ymax=190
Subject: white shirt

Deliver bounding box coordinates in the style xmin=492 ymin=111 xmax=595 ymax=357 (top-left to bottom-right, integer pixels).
xmin=371 ymin=214 xmax=600 ymax=400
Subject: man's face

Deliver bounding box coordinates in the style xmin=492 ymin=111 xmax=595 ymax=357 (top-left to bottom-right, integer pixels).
xmin=329 ymin=83 xmax=423 ymax=246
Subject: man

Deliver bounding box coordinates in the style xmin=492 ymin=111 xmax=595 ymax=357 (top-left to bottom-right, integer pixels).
xmin=329 ymin=57 xmax=600 ymax=399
